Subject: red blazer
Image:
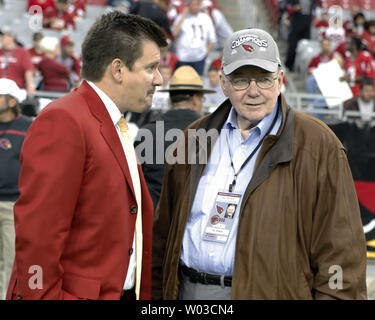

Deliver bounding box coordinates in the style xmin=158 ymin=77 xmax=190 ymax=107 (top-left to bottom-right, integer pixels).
xmin=6 ymin=81 xmax=154 ymax=300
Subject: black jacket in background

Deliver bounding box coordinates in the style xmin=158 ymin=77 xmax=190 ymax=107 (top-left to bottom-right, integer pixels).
xmin=134 ymin=108 xmax=201 ymax=210
xmin=129 ymin=0 xmax=173 ymax=38
xmin=0 ymin=115 xmax=33 ymax=201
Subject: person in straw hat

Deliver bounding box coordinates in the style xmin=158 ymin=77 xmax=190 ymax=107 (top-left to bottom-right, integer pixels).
xmin=134 ymin=65 xmax=215 ymax=209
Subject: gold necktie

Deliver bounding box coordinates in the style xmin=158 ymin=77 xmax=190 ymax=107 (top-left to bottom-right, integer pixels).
xmin=118 ymin=117 xmax=143 ymax=300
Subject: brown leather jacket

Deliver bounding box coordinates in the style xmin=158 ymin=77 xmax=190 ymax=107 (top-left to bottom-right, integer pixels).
xmin=152 ymin=94 xmax=367 ymax=300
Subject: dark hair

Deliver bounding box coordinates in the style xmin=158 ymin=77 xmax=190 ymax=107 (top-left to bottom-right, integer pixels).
xmin=170 ymin=90 xmax=199 ymax=104
xmin=353 ymin=12 xmax=365 ymax=24
xmin=32 ymin=32 xmax=43 ymax=42
xmin=81 ymin=12 xmax=167 ymax=82
xmin=360 ymin=77 xmax=374 ymax=89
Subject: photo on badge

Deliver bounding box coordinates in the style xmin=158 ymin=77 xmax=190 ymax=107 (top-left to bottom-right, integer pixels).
xmin=224 ymin=204 xmax=237 ymax=219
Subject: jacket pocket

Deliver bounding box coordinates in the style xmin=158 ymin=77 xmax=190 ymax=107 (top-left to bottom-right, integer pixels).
xmin=62 ymin=273 xmax=101 ymax=300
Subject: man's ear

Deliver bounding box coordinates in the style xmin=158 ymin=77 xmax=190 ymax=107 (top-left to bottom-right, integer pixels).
xmin=220 ymin=73 xmax=230 ymax=97
xmin=111 ymin=58 xmax=124 ymax=83
xmin=277 ymin=69 xmax=284 ymax=94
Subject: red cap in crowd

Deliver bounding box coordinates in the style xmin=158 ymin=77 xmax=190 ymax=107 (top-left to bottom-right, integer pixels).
xmin=61 ymin=35 xmax=74 ymax=47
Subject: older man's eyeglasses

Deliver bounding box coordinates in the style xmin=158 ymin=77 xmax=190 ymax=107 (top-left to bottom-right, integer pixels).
xmin=226 ymin=73 xmax=279 ymax=90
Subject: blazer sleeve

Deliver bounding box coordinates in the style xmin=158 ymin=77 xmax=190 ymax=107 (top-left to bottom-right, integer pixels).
xmin=310 ymin=146 xmax=367 ymax=300
xmin=12 ymin=107 xmax=86 ymax=299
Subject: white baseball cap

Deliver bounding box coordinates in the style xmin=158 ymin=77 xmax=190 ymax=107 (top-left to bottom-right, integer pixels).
xmin=0 ymin=78 xmax=27 ymax=102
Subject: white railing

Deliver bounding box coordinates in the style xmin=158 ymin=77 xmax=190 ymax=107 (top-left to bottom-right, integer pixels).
xmin=285 ymin=92 xmax=375 ymax=124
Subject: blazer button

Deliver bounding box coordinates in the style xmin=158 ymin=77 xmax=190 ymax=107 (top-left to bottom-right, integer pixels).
xmin=130 ymin=206 xmax=137 ymax=214
xmin=17 ymin=294 xmax=22 ymax=300
xmin=129 ymin=248 xmax=133 ymax=255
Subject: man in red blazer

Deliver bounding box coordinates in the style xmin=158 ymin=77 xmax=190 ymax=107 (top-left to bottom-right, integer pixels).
xmin=6 ymin=12 xmax=167 ymax=300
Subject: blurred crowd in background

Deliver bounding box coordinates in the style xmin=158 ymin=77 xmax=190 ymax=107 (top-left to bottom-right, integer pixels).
xmin=1 ymin=0 xmax=375 ymax=300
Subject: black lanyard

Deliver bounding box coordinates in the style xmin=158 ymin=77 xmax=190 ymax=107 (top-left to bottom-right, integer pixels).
xmin=226 ymin=104 xmax=280 ymax=192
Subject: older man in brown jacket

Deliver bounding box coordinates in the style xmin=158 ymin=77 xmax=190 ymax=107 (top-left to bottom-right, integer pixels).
xmin=152 ymin=28 xmax=367 ymax=300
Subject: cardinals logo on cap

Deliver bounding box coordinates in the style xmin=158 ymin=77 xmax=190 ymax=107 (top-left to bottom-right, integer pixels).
xmin=242 ymin=44 xmax=254 ymax=53
xmin=0 ymin=138 xmax=12 ymax=150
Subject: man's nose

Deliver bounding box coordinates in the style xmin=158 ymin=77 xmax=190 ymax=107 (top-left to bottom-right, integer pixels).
xmin=153 ymin=69 xmax=163 ymax=86
xmin=247 ymin=80 xmax=259 ymax=96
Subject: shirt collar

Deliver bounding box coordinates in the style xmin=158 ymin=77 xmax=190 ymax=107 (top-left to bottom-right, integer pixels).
xmin=224 ymin=101 xmax=279 ymax=136
xmin=86 ymin=80 xmax=123 ymax=126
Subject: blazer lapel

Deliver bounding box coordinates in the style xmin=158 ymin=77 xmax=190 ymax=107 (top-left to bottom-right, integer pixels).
xmin=77 ymin=81 xmax=136 ymax=197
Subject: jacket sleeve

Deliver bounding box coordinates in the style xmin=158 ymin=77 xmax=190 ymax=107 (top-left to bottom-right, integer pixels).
xmin=310 ymin=146 xmax=367 ymax=300
xmin=152 ymin=162 xmax=173 ymax=300
xmin=151 ymin=128 xmax=188 ymax=300
xmin=11 ymin=107 xmax=85 ymax=300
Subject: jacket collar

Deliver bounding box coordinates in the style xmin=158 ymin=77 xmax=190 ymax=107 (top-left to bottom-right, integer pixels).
xmin=187 ymin=94 xmax=294 ymax=212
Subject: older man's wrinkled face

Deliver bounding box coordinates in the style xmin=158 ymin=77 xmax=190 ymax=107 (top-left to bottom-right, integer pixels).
xmin=220 ymin=65 xmax=283 ymax=130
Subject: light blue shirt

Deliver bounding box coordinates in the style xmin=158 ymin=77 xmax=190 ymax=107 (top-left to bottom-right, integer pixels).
xmin=180 ymin=102 xmax=282 ymax=275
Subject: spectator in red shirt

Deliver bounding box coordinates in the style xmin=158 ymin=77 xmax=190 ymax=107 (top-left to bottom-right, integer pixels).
xmin=37 ymin=36 xmax=71 ymax=92
xmin=0 ymin=27 xmax=35 ymax=94
xmin=362 ymin=20 xmax=375 ymax=59
xmin=43 ymin=0 xmax=76 ymax=31
xmin=56 ymin=35 xmax=81 ymax=88
xmin=68 ymin=0 xmax=86 ymax=19
xmin=28 ymin=32 xmax=45 ymax=67
xmin=340 ymin=36 xmax=375 ymax=97
xmin=27 ymin=0 xmax=56 ymax=17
